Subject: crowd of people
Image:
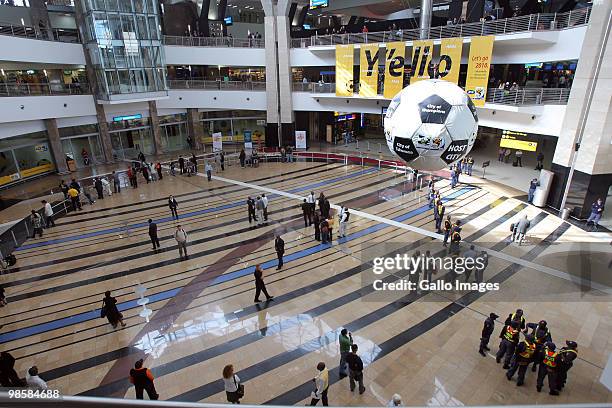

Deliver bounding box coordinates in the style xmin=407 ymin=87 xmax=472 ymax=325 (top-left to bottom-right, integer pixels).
xmin=481 ymin=309 xmax=578 ymax=395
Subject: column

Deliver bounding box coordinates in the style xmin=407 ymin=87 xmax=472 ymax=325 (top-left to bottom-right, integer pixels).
xmin=148 ymin=101 xmax=164 ymax=154
xmin=186 ymin=108 xmax=204 ymax=151
xmin=262 ymin=0 xmax=280 ymax=147
xmin=95 ymin=105 xmax=114 ymax=162
xmin=419 ymin=0 xmax=433 ymax=39
xmin=549 ymin=0 xmax=612 ymax=217
xmin=44 ymin=118 xmax=69 ymax=175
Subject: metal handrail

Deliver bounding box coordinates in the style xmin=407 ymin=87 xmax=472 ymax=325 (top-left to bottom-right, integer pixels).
xmin=163 ymin=35 xmax=265 ymax=48
xmin=0 ymin=82 xmax=89 ymax=97
xmin=0 ymin=22 xmax=80 ymax=43
xmin=306 ymin=83 xmax=570 ymax=106
xmin=168 ymin=80 xmax=266 ymax=91
xmin=291 ymin=7 xmax=591 ymax=48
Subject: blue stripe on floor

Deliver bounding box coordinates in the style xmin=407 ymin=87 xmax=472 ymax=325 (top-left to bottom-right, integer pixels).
xmin=0 ymin=187 xmax=472 ymax=344
xmin=16 ymin=168 xmax=377 ymax=251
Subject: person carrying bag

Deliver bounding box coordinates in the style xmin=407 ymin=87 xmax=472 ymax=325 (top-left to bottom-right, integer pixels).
xmin=223 ymin=364 xmax=244 ymax=404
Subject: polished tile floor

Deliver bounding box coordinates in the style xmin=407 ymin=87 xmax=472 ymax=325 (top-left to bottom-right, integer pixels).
xmin=0 ymin=160 xmax=610 ymax=406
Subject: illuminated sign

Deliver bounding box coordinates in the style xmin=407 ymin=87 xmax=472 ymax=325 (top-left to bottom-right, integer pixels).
xmin=224 ymin=16 xmax=233 ymax=26
xmin=303 ymin=24 xmax=311 ymax=30
xmin=113 ymin=114 xmax=142 ymax=122
xmin=310 ymin=0 xmax=328 ymax=9
xmin=500 ymin=130 xmax=538 ymax=151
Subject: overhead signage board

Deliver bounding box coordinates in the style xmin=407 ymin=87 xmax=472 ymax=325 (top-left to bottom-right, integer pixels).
xmin=500 ymin=130 xmax=538 ymax=151
xmin=113 ymin=113 xmax=142 ymax=122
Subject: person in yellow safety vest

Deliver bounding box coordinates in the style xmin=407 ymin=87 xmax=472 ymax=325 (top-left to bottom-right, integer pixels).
xmin=536 ymin=342 xmax=558 ymax=394
xmin=503 ymin=308 xmax=526 ymax=331
xmin=506 ymin=334 xmax=536 ymax=386
xmin=556 ymin=341 xmax=578 ymax=394
xmin=442 ymin=216 xmax=452 ymax=247
xmin=496 ymin=320 xmax=520 ymax=369
xmin=526 ymin=320 xmax=552 ymax=373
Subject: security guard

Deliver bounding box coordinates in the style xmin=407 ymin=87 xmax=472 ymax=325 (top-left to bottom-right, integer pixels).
xmin=503 ymin=309 xmax=526 ymax=331
xmin=496 ymin=320 xmax=520 ymax=369
xmin=479 ymin=313 xmax=499 ymax=356
xmin=442 ymin=216 xmax=452 ymax=247
xmin=526 ymin=320 xmax=552 ymax=372
xmin=557 ymin=341 xmax=578 ymax=393
xmin=536 ymin=342 xmax=558 ymax=394
xmin=506 ymin=334 xmax=536 ymax=386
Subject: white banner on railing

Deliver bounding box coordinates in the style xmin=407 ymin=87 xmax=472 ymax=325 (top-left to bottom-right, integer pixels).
xmin=212 ymin=132 xmax=223 ymax=152
xmin=295 ymin=130 xmax=307 ymax=149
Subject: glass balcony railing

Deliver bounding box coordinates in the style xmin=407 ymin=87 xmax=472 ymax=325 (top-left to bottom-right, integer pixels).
xmin=291 ymin=7 xmax=591 ymax=48
xmin=0 ymin=22 xmax=80 ymax=43
xmin=163 ymin=35 xmax=265 ymax=48
xmin=168 ymin=80 xmax=266 ymax=91
xmin=0 ymin=82 xmax=90 ymax=97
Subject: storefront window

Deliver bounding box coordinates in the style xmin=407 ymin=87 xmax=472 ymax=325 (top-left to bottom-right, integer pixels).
xmin=0 ymin=151 xmax=20 ymax=186
xmin=0 ymin=132 xmax=57 ymax=187
xmin=13 ymin=143 xmax=55 ymax=178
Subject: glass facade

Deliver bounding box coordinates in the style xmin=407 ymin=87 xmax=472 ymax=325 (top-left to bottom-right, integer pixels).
xmin=81 ymin=0 xmax=167 ymax=100
xmin=199 ymin=111 xmax=266 ymax=148
xmin=0 ymin=132 xmax=56 ymax=187
xmin=159 ymin=114 xmax=188 ymax=151
xmin=108 ymin=117 xmax=154 ymax=159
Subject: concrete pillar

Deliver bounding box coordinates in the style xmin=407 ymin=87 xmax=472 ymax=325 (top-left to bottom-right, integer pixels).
xmin=549 ymin=0 xmax=612 ymax=217
xmin=44 ymin=118 xmax=69 ymax=175
xmin=186 ymin=108 xmax=204 ymax=150
xmin=95 ymin=104 xmax=114 ymax=163
xmin=148 ymin=100 xmax=164 ymax=154
xmin=419 ymin=0 xmax=433 ymax=39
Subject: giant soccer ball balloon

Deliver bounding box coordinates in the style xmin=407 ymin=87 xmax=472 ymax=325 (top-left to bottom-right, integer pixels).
xmin=384 ymin=79 xmax=478 ymax=171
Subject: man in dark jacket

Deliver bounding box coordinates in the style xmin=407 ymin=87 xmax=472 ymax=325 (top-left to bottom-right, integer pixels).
xmin=178 ymin=156 xmax=185 ymax=174
xmin=168 ymin=195 xmax=179 ymax=219
xmin=301 ymin=199 xmax=311 ymax=227
xmin=253 ymin=264 xmax=273 ymax=302
xmin=275 ymin=235 xmax=285 ymax=270
xmin=129 ymin=359 xmax=159 ymax=400
xmin=346 ymin=344 xmax=366 ymax=394
xmin=479 ymin=312 xmax=499 ymax=356
xmin=94 ymin=177 xmax=104 ymax=199
xmin=148 ymin=219 xmax=160 ymax=251
xmin=0 ymin=351 xmax=25 ymax=387
xmin=247 ymin=196 xmax=257 ymax=227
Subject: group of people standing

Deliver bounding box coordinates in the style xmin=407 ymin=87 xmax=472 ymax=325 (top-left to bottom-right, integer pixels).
xmin=480 ymin=309 xmax=578 ymax=395
xmin=449 ymin=157 xmax=473 ymax=188
xmin=246 ymin=195 xmax=269 ymax=227
xmin=301 ymin=192 xmax=350 ymax=243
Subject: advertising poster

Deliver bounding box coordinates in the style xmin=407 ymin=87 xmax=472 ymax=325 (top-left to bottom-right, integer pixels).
xmin=212 ymin=132 xmax=223 ymax=152
xmin=335 ymin=44 xmax=355 ymax=96
xmin=295 ymin=130 xmax=307 ymax=149
xmin=439 ymin=37 xmax=463 ymax=84
xmin=465 ymin=35 xmax=495 ymax=106
xmin=244 ymin=130 xmax=253 ymax=150
xmin=383 ymin=42 xmax=406 ymax=99
xmin=359 ymin=43 xmax=379 ymax=97
xmin=410 ymin=40 xmax=434 ymax=83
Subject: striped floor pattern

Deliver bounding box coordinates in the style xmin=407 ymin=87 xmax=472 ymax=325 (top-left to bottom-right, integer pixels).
xmin=1 ymin=161 xmax=610 ymax=406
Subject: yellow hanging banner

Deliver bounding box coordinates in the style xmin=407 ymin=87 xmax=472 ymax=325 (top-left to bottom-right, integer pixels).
xmin=410 ymin=40 xmax=434 ymax=83
xmin=359 ymin=43 xmax=380 ymax=97
xmin=465 ymin=35 xmax=494 ymax=106
xmin=439 ymin=37 xmax=463 ymax=84
xmin=383 ymin=41 xmax=406 ymax=99
xmin=335 ymin=44 xmax=355 ymax=96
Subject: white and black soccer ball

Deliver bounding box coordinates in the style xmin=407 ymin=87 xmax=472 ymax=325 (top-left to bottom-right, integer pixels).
xmin=384 ymin=79 xmax=478 ymax=171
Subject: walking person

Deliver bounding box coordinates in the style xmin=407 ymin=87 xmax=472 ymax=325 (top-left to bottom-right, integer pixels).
xmin=262 ymin=194 xmax=269 ymax=222
xmin=220 ymin=151 xmax=225 ymax=171
xmin=255 ymin=196 xmax=265 ymax=226
xmin=586 ymin=198 xmax=604 ymax=231
xmin=338 ymin=328 xmax=353 ymax=378
xmin=94 ymin=177 xmax=104 ymax=199
xmin=515 ymin=150 xmax=523 ymax=167
xmin=309 ymin=362 xmax=329 ymax=406
xmin=338 ymin=207 xmax=350 ymax=238
xmin=129 ymin=359 xmax=159 ymax=400
xmin=247 ymin=196 xmax=257 ymax=228
xmin=239 ymin=149 xmax=246 ymax=167
xmin=25 ymin=366 xmax=47 ymax=390
xmin=174 ymin=225 xmax=188 ymax=259
xmin=223 ymin=365 xmax=243 ymax=404
xmin=148 ymin=219 xmax=160 ymax=251
xmin=178 ymin=155 xmax=185 ymax=174
xmin=253 ymin=264 xmax=273 ymax=302
xmin=275 ymin=235 xmax=285 ymax=270
xmin=0 ymin=351 xmax=25 ymax=387
xmin=535 ymin=152 xmax=544 ymax=170
xmin=515 ymin=214 xmax=530 ymax=246
xmin=155 ymin=162 xmax=163 ymax=180
xmin=41 ymin=200 xmax=55 ymax=227
xmin=101 ymin=290 xmax=126 ymax=329
xmin=30 ymin=210 xmax=43 ymax=238
xmin=346 ymin=344 xmax=366 ymax=394
xmin=168 ymin=195 xmax=179 ymax=220
xmin=205 ymin=161 xmax=213 ymax=181
xmin=68 ymin=185 xmax=81 ymax=211
xmin=301 ymin=199 xmax=311 ymax=227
